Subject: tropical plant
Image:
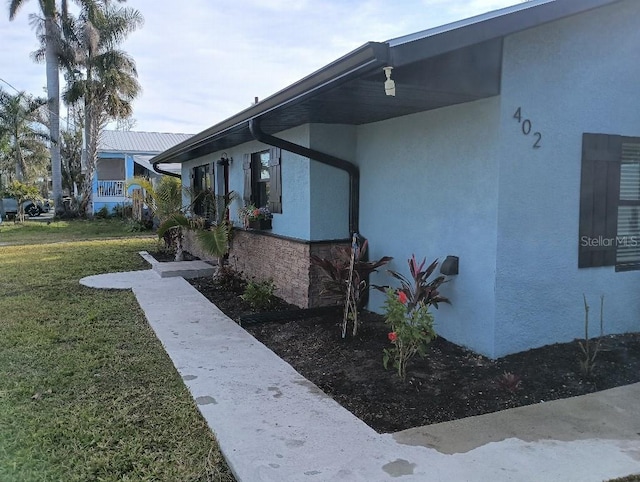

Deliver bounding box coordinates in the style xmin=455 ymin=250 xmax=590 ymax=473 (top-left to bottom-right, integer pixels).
xmin=0 ymin=88 xmax=49 ymax=182
xmin=311 ymin=239 xmax=392 ymax=308
xmin=241 ymin=279 xmax=276 ymax=310
xmin=377 ymin=255 xmax=451 ymax=310
xmin=53 ymin=1 xmax=142 ymax=215
xmin=3 ymin=180 xmax=41 ymax=222
xmin=157 ymin=213 xmax=232 ymax=264
xmin=126 ymin=176 xmax=184 ymax=256
xmin=311 ymin=238 xmax=392 ymax=336
xmin=154 ymin=184 xmax=236 ymax=264
xmin=8 ymin=0 xmax=68 ymax=213
xmin=60 ymin=125 xmax=83 ymax=195
xmin=382 ymin=288 xmax=436 ymax=380
xmin=126 ymin=176 xmax=183 ymax=221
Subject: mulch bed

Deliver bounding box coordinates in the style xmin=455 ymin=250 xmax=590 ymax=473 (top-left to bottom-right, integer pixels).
xmin=148 ymin=252 xmax=640 ymax=432
xmin=182 ymin=271 xmax=640 ymax=434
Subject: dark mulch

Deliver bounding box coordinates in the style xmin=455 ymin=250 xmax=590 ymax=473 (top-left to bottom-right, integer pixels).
xmin=183 ymin=273 xmax=640 ymax=434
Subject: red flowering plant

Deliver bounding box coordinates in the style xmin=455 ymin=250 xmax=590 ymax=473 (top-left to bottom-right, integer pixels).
xmin=239 ymin=203 xmax=272 ymax=228
xmin=382 ymin=288 xmax=436 ymax=380
xmin=376 ymin=255 xmax=450 ymax=310
xmin=310 ymin=239 xmax=392 ymax=336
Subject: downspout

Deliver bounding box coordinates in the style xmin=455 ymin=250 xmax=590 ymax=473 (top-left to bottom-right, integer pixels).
xmin=248 ymin=118 xmax=359 ymax=235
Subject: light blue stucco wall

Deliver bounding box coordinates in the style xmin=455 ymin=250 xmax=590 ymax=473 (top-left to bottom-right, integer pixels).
xmin=308 ymin=124 xmax=353 ymax=240
xmin=492 ymin=0 xmax=640 ymax=357
xmin=182 ymin=125 xmax=313 ymax=240
xmin=356 ymin=97 xmax=502 ymax=356
xmin=171 ymin=0 xmax=640 ymax=358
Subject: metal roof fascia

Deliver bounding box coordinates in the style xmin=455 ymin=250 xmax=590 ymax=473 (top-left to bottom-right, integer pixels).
xmin=151 ymin=41 xmax=390 ymax=166
xmin=389 ymin=0 xmax=624 ymax=67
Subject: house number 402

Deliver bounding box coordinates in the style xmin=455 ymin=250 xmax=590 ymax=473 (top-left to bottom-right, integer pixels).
xmin=513 ymin=107 xmax=542 ymax=149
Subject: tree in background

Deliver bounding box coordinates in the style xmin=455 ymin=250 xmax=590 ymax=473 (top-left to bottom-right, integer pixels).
xmin=0 ymin=88 xmax=50 ymax=183
xmin=58 ymin=100 xmax=83 ymax=197
xmin=60 ymin=125 xmax=82 ymax=196
xmin=8 ymin=0 xmax=64 ymax=214
xmin=57 ymin=2 xmax=143 ymax=215
xmin=3 ymin=180 xmax=40 ymax=222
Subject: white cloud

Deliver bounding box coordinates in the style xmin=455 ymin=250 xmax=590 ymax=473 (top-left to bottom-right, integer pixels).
xmin=0 ymin=0 xmax=519 ymax=134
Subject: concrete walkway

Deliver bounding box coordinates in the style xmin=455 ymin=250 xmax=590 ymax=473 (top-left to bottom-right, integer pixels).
xmin=80 ymin=264 xmax=640 ymax=482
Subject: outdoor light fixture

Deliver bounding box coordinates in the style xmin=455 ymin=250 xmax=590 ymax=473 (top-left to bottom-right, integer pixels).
xmin=383 ymin=66 xmax=395 ymax=96
xmin=217 ymin=152 xmax=232 ymax=165
xmin=440 ymin=256 xmax=459 ymax=276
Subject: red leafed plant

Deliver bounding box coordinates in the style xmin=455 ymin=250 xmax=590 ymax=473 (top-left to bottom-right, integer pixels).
xmin=376 ymin=255 xmax=451 ymax=310
xmin=310 ymin=239 xmax=392 ymax=310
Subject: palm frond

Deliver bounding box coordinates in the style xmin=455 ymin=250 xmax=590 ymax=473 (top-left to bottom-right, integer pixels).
xmin=196 ymin=223 xmax=230 ymax=259
xmin=157 ymin=213 xmax=191 ymax=239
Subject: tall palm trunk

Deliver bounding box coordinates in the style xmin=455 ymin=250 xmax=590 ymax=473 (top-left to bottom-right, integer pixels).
xmin=13 ymin=125 xmax=25 ymax=181
xmin=79 ymin=97 xmax=97 ymax=215
xmin=44 ymin=16 xmax=63 ymax=214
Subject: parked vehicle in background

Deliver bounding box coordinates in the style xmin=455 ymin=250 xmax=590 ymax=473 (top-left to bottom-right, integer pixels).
xmin=22 ymin=200 xmax=41 ymax=217
xmin=1 ymin=198 xmax=18 ymax=221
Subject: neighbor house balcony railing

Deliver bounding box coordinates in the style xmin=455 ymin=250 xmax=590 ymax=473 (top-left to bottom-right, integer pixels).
xmin=97 ymin=180 xmax=125 ymax=197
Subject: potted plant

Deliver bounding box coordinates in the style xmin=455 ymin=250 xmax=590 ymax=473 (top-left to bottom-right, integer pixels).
xmin=240 ymin=204 xmax=272 ymax=230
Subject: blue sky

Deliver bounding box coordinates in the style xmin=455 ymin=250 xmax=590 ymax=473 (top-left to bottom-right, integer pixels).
xmin=0 ymin=0 xmax=520 ymax=135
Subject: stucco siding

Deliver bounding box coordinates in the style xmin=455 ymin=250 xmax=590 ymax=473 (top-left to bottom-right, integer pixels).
xmin=182 ymin=125 xmax=313 ymax=240
xmin=493 ymin=0 xmax=640 ymax=357
xmin=356 ymin=97 xmax=501 ymax=357
xmin=309 ymin=124 xmax=353 ymax=240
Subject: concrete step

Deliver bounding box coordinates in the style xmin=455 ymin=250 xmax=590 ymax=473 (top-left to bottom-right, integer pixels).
xmin=139 ymin=251 xmax=216 ymax=279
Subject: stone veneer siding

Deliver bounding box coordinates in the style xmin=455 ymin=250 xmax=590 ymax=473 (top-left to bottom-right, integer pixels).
xmin=183 ymin=228 xmax=350 ymax=308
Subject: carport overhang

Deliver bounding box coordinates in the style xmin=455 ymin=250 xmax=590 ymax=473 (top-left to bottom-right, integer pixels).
xmin=151 ymin=0 xmax=623 ymax=167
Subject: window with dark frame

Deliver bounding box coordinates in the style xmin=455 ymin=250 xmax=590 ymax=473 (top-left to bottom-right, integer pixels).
xmin=579 ymin=133 xmax=640 ymax=271
xmin=192 ymin=163 xmax=213 ymax=217
xmin=243 ymin=147 xmax=282 ymax=213
xmin=254 ymin=150 xmax=271 ymax=209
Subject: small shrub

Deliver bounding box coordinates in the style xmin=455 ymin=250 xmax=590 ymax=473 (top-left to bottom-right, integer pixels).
xmin=382 ymin=289 xmax=436 ymax=381
xmin=124 ymin=219 xmax=152 ymax=232
xmin=112 ymin=204 xmax=132 ymax=219
xmin=497 ymin=371 xmax=522 ymax=393
xmin=310 ymin=237 xmax=392 ymax=336
xmin=579 ymin=294 xmax=605 ymax=377
xmin=241 ymin=279 xmax=276 ymax=310
xmin=95 ymin=206 xmax=110 ymax=219
xmin=216 ymin=265 xmax=246 ymax=293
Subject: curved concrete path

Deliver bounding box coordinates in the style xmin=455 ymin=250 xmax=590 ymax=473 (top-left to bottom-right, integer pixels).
xmin=81 ymin=266 xmax=640 ymax=482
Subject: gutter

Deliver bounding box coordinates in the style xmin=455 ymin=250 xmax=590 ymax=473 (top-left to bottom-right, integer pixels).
xmin=149 ymin=41 xmax=389 ymax=166
xmin=152 ymin=163 xmax=181 ymax=178
xmin=249 ymin=118 xmax=359 ymax=235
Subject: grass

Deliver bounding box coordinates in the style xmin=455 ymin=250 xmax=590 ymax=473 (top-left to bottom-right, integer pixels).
xmin=0 ymin=220 xmax=234 ymax=481
xmin=0 ymin=217 xmax=151 ymax=245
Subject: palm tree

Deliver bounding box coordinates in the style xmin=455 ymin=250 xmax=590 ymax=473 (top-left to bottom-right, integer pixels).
xmin=8 ymin=0 xmax=64 ymax=213
xmin=0 ymin=88 xmax=50 ymax=182
xmin=8 ymin=0 xmax=128 ymax=214
xmin=58 ymin=2 xmax=142 ymax=214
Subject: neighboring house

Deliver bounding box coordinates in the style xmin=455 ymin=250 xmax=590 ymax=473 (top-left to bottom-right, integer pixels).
xmin=93 ymin=130 xmax=192 ymax=215
xmin=151 ymin=0 xmax=640 ymax=358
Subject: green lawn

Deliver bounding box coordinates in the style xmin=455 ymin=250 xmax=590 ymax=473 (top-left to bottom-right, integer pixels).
xmin=0 ymin=217 xmax=152 ymax=245
xmin=0 ymin=220 xmax=234 ymax=481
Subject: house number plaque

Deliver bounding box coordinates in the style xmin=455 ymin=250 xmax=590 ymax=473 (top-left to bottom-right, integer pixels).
xmin=513 ymin=107 xmax=542 ymax=149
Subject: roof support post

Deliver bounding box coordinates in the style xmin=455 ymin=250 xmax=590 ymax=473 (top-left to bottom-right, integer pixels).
xmin=248 ymin=118 xmax=359 ymax=235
